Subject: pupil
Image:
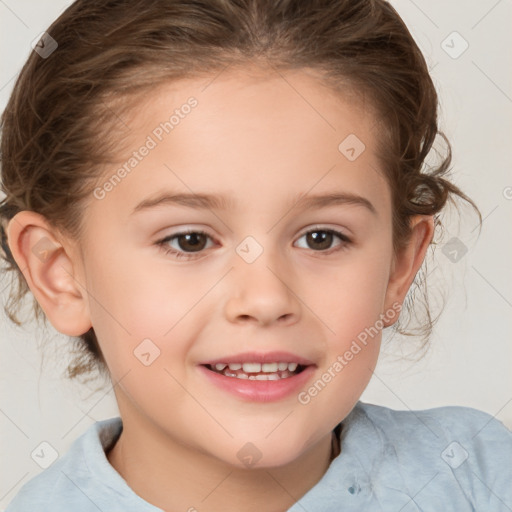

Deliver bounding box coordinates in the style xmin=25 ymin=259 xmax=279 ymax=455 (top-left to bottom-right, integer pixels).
xmin=180 ymin=233 xmax=206 ymax=252
xmin=308 ymin=231 xmax=332 ymax=250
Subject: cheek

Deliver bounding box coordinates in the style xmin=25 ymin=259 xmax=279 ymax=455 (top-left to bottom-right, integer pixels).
xmin=313 ymin=239 xmax=392 ymax=382
xmin=304 ymin=259 xmax=388 ymax=411
xmin=85 ymin=247 xmax=181 ymax=330
xmin=320 ymin=244 xmax=392 ymax=331
xmin=83 ymin=249 xmax=214 ymax=375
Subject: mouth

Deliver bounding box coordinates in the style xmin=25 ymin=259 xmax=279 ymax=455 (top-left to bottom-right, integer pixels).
xmin=202 ymin=361 xmax=308 ymax=381
xmin=198 ymin=351 xmax=316 ymax=401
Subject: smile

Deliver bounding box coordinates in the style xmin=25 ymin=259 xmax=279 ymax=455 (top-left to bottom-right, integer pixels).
xmin=205 ymin=362 xmax=306 ymax=380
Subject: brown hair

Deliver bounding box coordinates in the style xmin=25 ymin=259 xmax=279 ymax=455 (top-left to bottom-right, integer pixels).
xmin=0 ymin=0 xmax=480 ymax=381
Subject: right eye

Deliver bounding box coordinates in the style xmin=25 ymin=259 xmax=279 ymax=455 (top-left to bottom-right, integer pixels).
xmin=155 ymin=229 xmax=216 ymax=260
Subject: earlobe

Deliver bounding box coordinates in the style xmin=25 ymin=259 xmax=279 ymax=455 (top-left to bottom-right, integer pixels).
xmin=6 ymin=211 xmax=92 ymax=336
xmin=383 ymin=215 xmax=434 ymax=325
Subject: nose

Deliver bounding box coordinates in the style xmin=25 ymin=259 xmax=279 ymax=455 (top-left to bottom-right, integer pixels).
xmin=223 ymin=249 xmax=301 ymax=327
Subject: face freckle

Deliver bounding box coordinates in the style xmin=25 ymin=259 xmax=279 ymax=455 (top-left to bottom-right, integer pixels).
xmin=78 ymin=65 xmax=396 ymax=470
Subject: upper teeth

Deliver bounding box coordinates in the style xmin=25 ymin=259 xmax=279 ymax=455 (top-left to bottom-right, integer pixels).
xmin=214 ymin=362 xmax=299 ymax=372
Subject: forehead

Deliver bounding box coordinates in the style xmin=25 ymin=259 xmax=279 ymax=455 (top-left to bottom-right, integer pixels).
xmin=129 ymin=64 xmax=377 ymax=147
xmin=89 ymin=65 xmax=389 ymax=221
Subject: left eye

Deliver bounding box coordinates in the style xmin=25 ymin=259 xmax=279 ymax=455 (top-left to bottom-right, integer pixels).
xmin=294 ymin=227 xmax=351 ymax=252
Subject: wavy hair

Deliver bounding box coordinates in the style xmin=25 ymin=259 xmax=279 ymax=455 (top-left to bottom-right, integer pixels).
xmin=0 ymin=0 xmax=481 ymax=381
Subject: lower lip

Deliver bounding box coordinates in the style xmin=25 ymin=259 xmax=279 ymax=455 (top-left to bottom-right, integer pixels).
xmin=197 ymin=365 xmax=316 ymax=402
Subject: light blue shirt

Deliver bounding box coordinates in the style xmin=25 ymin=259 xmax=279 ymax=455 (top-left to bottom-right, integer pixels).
xmin=5 ymin=401 xmax=512 ymax=511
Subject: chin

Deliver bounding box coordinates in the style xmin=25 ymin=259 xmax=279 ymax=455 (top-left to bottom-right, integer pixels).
xmin=214 ymin=440 xmax=310 ymax=471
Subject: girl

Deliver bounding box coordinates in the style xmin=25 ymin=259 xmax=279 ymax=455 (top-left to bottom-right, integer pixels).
xmin=1 ymin=0 xmax=511 ymax=510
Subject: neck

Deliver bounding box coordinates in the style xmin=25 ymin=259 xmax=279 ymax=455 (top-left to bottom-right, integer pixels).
xmin=106 ymin=418 xmax=338 ymax=512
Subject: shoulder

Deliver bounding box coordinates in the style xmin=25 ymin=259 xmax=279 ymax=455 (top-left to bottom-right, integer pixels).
xmin=5 ymin=417 xmax=123 ymax=512
xmin=344 ymin=401 xmax=512 ymax=508
xmin=355 ymin=399 xmax=510 ymax=431
xmin=354 ymin=400 xmax=512 ymax=450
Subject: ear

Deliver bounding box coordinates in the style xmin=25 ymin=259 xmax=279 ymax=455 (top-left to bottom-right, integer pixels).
xmin=383 ymin=215 xmax=434 ymax=326
xmin=6 ymin=211 xmax=92 ymax=336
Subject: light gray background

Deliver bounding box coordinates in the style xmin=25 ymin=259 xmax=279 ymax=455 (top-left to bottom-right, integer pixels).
xmin=1 ymin=0 xmax=511 ymax=508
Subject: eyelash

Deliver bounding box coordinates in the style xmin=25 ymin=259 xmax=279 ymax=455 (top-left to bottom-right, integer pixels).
xmin=155 ymin=227 xmax=352 ymax=260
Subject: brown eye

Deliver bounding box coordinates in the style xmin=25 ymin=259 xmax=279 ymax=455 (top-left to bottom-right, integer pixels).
xmin=295 ymin=228 xmax=351 ymax=253
xmin=156 ymin=229 xmax=214 ymax=260
xmin=175 ymin=232 xmax=208 ymax=252
xmin=305 ymin=230 xmax=334 ymax=250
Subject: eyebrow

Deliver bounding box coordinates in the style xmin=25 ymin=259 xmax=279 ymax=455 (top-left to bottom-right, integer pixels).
xmin=131 ymin=191 xmax=377 ymax=216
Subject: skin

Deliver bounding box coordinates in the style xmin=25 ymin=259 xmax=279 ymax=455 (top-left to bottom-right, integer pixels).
xmin=8 ymin=64 xmax=433 ymax=512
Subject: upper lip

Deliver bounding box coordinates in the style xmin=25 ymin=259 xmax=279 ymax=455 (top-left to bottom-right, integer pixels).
xmin=200 ymin=351 xmax=315 ymax=366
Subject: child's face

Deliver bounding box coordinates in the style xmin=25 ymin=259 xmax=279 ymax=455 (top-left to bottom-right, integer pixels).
xmin=74 ymin=66 xmax=400 ymax=467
